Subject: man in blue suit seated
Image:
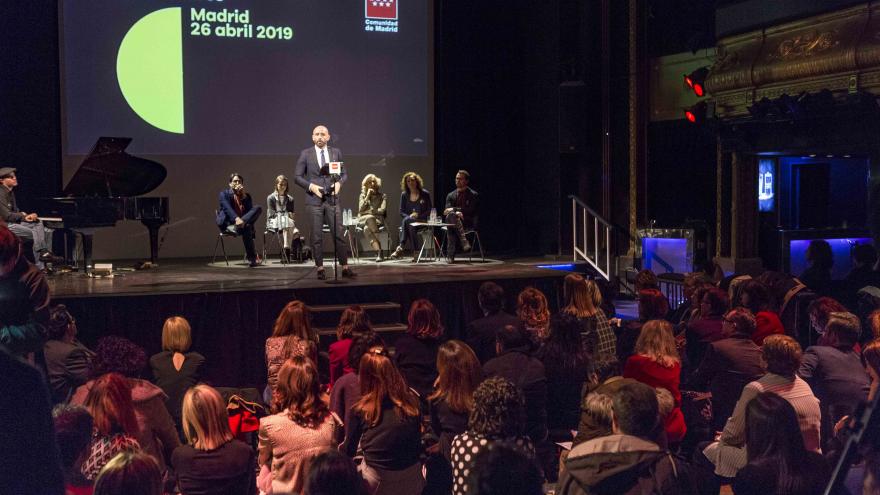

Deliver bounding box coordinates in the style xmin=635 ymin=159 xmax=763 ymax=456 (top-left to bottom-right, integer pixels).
xmin=216 ymin=173 xmax=262 ymax=267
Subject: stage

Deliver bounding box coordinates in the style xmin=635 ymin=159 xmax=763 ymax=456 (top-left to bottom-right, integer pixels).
xmin=49 ymin=256 xmax=574 ymax=388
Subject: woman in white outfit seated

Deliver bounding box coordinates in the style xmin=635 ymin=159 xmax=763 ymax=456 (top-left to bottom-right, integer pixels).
xmin=266 ymin=175 xmax=301 ymax=261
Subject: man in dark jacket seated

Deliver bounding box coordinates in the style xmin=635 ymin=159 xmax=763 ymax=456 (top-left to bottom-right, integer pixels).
xmin=466 ymin=281 xmax=520 ymax=364
xmin=483 ymin=324 xmax=547 ymax=445
xmin=688 ymin=307 xmax=765 ymax=431
xmin=216 ymin=173 xmax=262 ymax=267
xmin=443 ymin=169 xmax=478 ymax=262
xmin=558 ymin=381 xmax=705 ymax=495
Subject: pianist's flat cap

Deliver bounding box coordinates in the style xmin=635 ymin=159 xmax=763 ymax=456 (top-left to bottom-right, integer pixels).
xmin=0 ymin=167 xmax=16 ymax=178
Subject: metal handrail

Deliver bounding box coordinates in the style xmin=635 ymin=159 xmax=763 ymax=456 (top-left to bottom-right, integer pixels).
xmin=570 ymin=196 xmax=614 ymax=281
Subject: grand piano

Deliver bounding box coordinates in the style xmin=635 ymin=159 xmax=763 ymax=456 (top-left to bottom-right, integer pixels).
xmin=37 ymin=137 xmax=170 ymax=272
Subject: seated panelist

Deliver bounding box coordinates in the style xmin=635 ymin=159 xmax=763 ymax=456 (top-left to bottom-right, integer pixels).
xmin=357 ymin=174 xmax=387 ymax=262
xmin=443 ymin=169 xmax=478 ymax=261
xmin=216 ymin=173 xmax=262 ymax=267
xmin=266 ymin=175 xmax=301 ymax=261
xmin=0 ymin=166 xmax=58 ymax=267
xmin=389 ymin=172 xmax=432 ymax=262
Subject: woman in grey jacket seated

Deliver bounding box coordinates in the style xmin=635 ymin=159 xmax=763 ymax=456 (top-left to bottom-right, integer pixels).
xmin=266 ymin=175 xmax=301 ymax=261
xmin=357 ymin=173 xmax=387 ymax=262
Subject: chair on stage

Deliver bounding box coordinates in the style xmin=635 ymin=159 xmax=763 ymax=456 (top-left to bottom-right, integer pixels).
xmin=441 ymin=226 xmax=485 ymax=262
xmin=354 ymin=224 xmax=390 ymax=262
xmin=212 ymin=229 xmax=241 ymax=266
xmin=262 ymin=229 xmax=289 ymax=265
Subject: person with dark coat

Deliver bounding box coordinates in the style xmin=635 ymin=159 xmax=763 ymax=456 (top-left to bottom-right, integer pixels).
xmin=293 ymin=125 xmax=355 ymax=279
xmin=215 ymin=173 xmax=262 ymax=267
xmin=43 ymin=304 xmax=94 ymax=404
xmin=0 ymin=346 xmax=66 ymax=495
xmin=393 ymin=299 xmax=444 ymax=400
xmin=688 ymin=308 xmax=765 ymax=431
xmin=537 ymin=313 xmax=592 ymax=436
xmin=443 ymin=169 xmax=478 ymax=261
xmin=798 ymin=311 xmax=870 ymax=450
xmin=0 ymin=225 xmax=50 ymax=328
xmin=466 ymin=281 xmax=520 ymax=364
xmin=149 ymin=316 xmax=205 ymax=432
xmin=737 ymin=279 xmax=784 ymax=346
xmin=389 ymin=171 xmax=433 ymax=261
xmin=800 ymin=239 xmax=833 ymax=295
xmin=557 ymin=381 xmax=702 ymax=495
xmin=483 ymin=324 xmax=548 ymax=444
xmin=685 ymin=287 xmax=728 ymax=370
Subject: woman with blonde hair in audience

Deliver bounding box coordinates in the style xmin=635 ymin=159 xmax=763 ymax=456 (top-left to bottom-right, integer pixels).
xmin=329 ymin=305 xmax=372 ymax=386
xmin=344 ymin=348 xmax=424 ymax=495
xmin=622 ymin=319 xmax=686 ymax=445
xmin=94 ymin=451 xmax=162 ymax=495
xmin=425 ymin=340 xmax=482 ymax=494
xmin=259 ymin=356 xmax=342 ymax=494
xmin=265 ymin=300 xmax=318 ymax=395
xmin=82 ymin=373 xmax=142 ymax=481
xmin=149 ymin=315 xmax=205 ymax=433
xmin=358 ymin=173 xmax=388 ymax=262
xmin=172 ymin=384 xmax=254 ymax=494
xmin=517 ymin=286 xmax=550 ymax=345
xmin=562 ymin=274 xmax=615 ymax=358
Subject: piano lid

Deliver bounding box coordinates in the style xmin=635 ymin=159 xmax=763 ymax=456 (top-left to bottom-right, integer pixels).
xmin=63 ymin=137 xmax=167 ymax=197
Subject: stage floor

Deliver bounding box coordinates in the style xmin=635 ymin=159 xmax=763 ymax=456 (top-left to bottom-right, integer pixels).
xmin=47 ymin=256 xmax=575 ymax=298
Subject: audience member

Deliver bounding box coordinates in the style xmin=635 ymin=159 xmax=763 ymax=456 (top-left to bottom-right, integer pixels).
xmin=799 ymin=312 xmax=870 ymax=449
xmin=808 ymin=297 xmax=851 ymax=346
xmin=867 ymin=309 xmax=880 ymax=342
xmin=53 ymin=404 xmax=94 ymax=493
xmin=44 ymin=304 xmax=94 ymax=403
xmin=845 ymin=244 xmax=880 ymax=293
xmin=562 ymin=275 xmax=615 ymax=358
xmin=668 ymin=272 xmax=712 ymax=325
xmin=450 ymin=376 xmax=535 ymax=495
xmin=483 ymin=324 xmax=548 ymax=445
xmin=537 ymin=313 xmax=593 ymax=437
xmin=739 ymin=279 xmax=785 ymax=345
xmin=702 ymin=335 xmax=821 ymax=479
xmin=71 ymin=336 xmax=181 ymax=477
xmin=685 ymin=287 xmax=729 ymax=370
xmin=329 ymin=305 xmax=371 ymax=386
xmin=344 ymin=348 xmax=424 ymax=495
xmin=618 ymin=288 xmax=669 ymax=363
xmin=573 ymin=357 xmax=638 ymax=445
xmin=259 ymin=356 xmax=341 ymax=494
xmin=266 ymin=300 xmax=318 ymax=395
xmin=394 ymin=298 xmax=445 ymax=399
xmin=0 ymin=224 xmax=50 ymax=327
xmin=467 ymin=281 xmax=520 ymax=364
xmin=467 ymin=441 xmax=544 ymax=495
xmin=864 ymin=339 xmax=880 ymax=401
xmin=731 ymin=392 xmax=830 ymax=495
xmin=330 ymin=331 xmax=383 ymax=441
xmin=689 ymin=307 xmax=765 ymax=431
xmin=801 ymin=240 xmax=834 ymax=295
xmin=634 ymin=269 xmax=660 ymax=292
xmin=622 ymin=320 xmax=686 ymax=445
xmin=426 ymin=340 xmax=482 ymax=494
xmin=81 ymin=373 xmax=142 ymax=481
xmin=558 ymin=381 xmax=700 ymax=495
xmin=173 ymin=384 xmax=254 ymax=494
xmin=0 ymin=347 xmax=65 ymax=495
xmin=304 ymin=449 xmax=368 ymax=495
xmin=866 ymin=451 xmax=880 ymax=495
xmin=149 ymin=316 xmax=204 ymax=432
xmin=93 ymin=451 xmax=162 ymax=495
xmin=517 ymin=287 xmax=550 ymax=345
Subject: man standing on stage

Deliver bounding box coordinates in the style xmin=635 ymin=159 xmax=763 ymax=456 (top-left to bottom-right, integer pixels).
xmin=443 ymin=169 xmax=478 ymax=262
xmin=294 ymin=125 xmax=355 ymax=280
xmin=0 ymin=167 xmax=57 ymax=267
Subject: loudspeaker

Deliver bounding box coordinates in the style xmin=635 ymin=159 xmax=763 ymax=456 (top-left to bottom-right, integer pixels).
xmin=559 ymin=81 xmax=587 ymax=154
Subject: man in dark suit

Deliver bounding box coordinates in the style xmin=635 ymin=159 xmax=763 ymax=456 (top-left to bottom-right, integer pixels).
xmin=216 ymin=173 xmax=262 ymax=267
xmin=467 ymin=281 xmax=520 ymax=363
xmin=443 ymin=169 xmax=478 ymax=262
xmin=294 ymin=125 xmax=354 ymax=279
xmin=688 ymin=307 xmax=765 ymax=431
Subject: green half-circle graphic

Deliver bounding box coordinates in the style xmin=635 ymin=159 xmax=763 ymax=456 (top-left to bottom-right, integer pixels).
xmin=117 ymin=7 xmax=184 ymax=133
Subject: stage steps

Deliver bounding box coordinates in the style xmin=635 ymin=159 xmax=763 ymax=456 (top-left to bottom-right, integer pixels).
xmin=307 ymin=301 xmax=408 ymax=346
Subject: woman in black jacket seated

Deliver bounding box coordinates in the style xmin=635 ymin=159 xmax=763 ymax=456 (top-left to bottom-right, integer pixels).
xmin=389 ymin=171 xmax=432 ymax=261
xmin=394 ymin=299 xmax=445 ymax=400
xmin=149 ymin=316 xmax=205 ymax=434
xmin=537 ymin=313 xmax=592 ymax=438
xmin=732 ymin=392 xmax=829 ymax=495
xmin=425 ymin=340 xmax=482 ymax=495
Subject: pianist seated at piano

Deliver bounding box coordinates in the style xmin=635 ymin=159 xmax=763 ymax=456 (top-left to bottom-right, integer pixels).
xmin=0 ymin=167 xmax=59 ymax=268
xmin=266 ymin=175 xmax=301 ymax=261
xmin=216 ymin=173 xmax=262 ymax=267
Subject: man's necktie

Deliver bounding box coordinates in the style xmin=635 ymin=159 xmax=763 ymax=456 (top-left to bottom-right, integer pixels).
xmin=319 ymin=149 xmax=327 ymax=167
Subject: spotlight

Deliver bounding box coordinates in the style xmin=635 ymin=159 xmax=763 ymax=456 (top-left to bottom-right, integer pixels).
xmin=684 ymin=101 xmax=708 ymax=123
xmin=684 ymin=67 xmax=710 ymax=97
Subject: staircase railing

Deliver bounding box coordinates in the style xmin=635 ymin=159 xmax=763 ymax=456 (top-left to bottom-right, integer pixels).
xmin=570 ymin=195 xmax=614 ymax=281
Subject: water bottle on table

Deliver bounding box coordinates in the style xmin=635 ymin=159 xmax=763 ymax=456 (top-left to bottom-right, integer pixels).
xmin=429 ymin=208 xmax=437 ymax=224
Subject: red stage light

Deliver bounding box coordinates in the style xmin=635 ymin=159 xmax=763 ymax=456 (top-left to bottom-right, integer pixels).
xmin=684 ymin=67 xmax=709 ymax=97
xmin=685 ymin=110 xmax=697 ymax=122
xmin=694 ymin=83 xmax=704 ymax=97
